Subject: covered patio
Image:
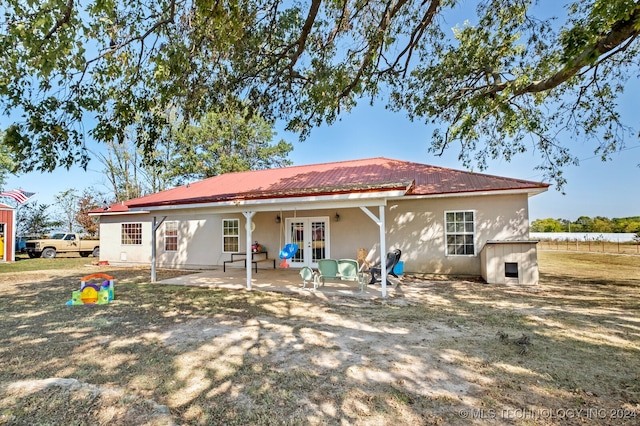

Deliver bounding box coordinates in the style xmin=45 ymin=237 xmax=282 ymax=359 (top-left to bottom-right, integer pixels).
xmin=157 ymin=266 xmax=401 ymax=299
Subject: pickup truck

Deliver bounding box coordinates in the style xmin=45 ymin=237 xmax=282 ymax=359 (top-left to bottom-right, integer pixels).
xmin=25 ymin=233 xmax=100 ymax=259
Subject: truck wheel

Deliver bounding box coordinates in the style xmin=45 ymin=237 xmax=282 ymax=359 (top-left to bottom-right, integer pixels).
xmin=42 ymin=248 xmax=57 ymax=259
xmin=92 ymin=247 xmax=100 ymax=257
xmin=80 ymin=252 xmax=91 ymax=257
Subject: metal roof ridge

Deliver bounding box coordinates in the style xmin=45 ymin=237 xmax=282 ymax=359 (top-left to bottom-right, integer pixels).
xmin=201 ymin=156 xmax=394 ymax=178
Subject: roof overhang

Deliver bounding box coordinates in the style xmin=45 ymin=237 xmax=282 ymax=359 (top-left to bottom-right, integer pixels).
xmin=89 ymin=210 xmax=150 ymax=217
xmin=401 ymin=186 xmax=549 ymax=200
xmin=89 ymin=182 xmax=546 ymax=216
xmin=90 ymin=188 xmax=410 ymax=216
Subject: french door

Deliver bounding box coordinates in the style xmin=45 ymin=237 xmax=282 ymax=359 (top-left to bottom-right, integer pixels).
xmin=285 ymin=217 xmax=329 ymax=268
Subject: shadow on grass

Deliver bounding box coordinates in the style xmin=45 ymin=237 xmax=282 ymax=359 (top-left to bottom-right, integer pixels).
xmin=0 ymin=263 xmax=639 ymax=425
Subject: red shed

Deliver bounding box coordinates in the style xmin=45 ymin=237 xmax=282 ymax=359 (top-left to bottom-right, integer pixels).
xmin=0 ymin=203 xmax=16 ymax=262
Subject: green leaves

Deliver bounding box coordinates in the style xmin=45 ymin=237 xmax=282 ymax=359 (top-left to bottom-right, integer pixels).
xmin=0 ymin=0 xmax=638 ymax=190
xmin=169 ymin=106 xmax=293 ymax=182
xmin=392 ymin=0 xmax=639 ymax=189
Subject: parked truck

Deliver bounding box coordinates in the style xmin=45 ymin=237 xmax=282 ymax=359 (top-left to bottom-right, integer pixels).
xmin=25 ymin=233 xmax=100 ymax=259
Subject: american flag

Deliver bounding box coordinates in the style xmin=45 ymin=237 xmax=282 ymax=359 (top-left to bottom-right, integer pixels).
xmin=0 ymin=189 xmax=36 ymax=204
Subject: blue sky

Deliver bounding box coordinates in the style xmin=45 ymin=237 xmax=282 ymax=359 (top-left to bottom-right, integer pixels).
xmin=3 ymin=2 xmax=640 ymax=221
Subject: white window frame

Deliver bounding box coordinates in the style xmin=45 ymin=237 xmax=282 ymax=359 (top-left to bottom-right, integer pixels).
xmin=121 ymin=222 xmax=143 ymax=245
xmin=222 ymin=218 xmax=240 ymax=253
xmin=444 ymin=210 xmax=476 ymax=256
xmin=164 ymin=221 xmax=178 ymax=252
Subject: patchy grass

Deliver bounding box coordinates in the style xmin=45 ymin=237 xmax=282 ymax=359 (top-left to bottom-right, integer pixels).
xmin=1 ymin=254 xmax=94 ymax=273
xmin=0 ymin=253 xmax=639 ymax=425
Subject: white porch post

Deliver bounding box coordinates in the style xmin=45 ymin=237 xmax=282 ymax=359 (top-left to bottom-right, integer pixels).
xmin=243 ymin=211 xmax=256 ymax=290
xmin=359 ymin=205 xmax=388 ymax=298
xmin=151 ymin=216 xmax=167 ymax=283
xmin=378 ymin=206 xmax=387 ymax=297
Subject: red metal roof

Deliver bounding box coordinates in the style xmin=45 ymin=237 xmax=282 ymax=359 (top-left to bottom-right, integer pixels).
xmin=93 ymin=157 xmax=549 ymax=213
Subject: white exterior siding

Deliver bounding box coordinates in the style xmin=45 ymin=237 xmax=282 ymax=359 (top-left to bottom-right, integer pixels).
xmin=97 ymin=192 xmax=530 ymax=276
xmin=100 ymin=215 xmax=152 ymax=266
xmin=100 ymin=211 xmax=244 ymax=269
xmin=381 ymin=193 xmax=530 ymax=275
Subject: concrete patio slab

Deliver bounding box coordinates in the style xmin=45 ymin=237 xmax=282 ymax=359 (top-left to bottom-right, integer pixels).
xmin=156 ymin=266 xmax=399 ymax=299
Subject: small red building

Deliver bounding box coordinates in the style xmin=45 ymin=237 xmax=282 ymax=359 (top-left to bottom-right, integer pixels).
xmin=0 ymin=203 xmax=16 ymax=262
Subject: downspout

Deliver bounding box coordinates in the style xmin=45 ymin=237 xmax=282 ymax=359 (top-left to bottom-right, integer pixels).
xmin=243 ymin=211 xmax=256 ymax=290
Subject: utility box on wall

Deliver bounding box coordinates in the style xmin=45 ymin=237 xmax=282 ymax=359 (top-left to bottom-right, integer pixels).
xmin=480 ymin=240 xmax=539 ymax=285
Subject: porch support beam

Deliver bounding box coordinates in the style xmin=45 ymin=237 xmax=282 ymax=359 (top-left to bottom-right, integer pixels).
xmin=151 ymin=215 xmax=167 ymax=283
xmin=359 ymin=206 xmax=388 ymax=297
xmin=378 ymin=206 xmax=387 ymax=298
xmin=135 ymin=191 xmax=399 ymax=213
xmin=243 ymin=211 xmax=256 ymax=290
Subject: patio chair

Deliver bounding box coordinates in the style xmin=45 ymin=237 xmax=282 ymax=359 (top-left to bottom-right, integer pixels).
xmin=300 ymin=266 xmax=319 ymax=289
xmin=317 ymin=259 xmax=367 ymax=292
xmin=369 ymin=249 xmax=402 ymax=285
xmin=316 ymin=259 xmax=340 ymax=286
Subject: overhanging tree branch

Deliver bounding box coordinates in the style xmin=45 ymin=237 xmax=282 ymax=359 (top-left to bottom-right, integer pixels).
xmin=482 ymin=3 xmax=640 ymax=97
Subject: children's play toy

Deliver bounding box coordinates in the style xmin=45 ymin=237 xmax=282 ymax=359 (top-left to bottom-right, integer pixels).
xmin=66 ymin=273 xmax=114 ymax=305
xmin=279 ymin=243 xmax=298 ymax=268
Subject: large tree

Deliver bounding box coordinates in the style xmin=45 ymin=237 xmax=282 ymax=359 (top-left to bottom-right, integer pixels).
xmin=75 ymin=188 xmax=102 ymax=235
xmin=96 ymin=137 xmax=146 ymax=201
xmin=95 ymin=106 xmax=292 ymax=200
xmin=1 ymin=0 xmax=638 ymax=188
xmin=0 ymin=135 xmax=14 ymax=189
xmin=169 ymin=106 xmax=293 ymax=183
xmin=16 ymin=202 xmax=63 ymax=237
xmin=54 ymin=188 xmax=80 ymax=232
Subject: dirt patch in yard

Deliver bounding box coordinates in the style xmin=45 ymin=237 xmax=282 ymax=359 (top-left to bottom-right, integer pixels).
xmin=0 ymin=253 xmax=639 ymax=425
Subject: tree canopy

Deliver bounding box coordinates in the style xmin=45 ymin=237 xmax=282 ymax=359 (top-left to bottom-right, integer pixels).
xmin=1 ymin=0 xmax=638 ymax=188
xmin=0 ymin=131 xmax=14 ymax=188
xmin=16 ymin=202 xmax=63 ymax=237
xmin=95 ymin=106 xmax=292 ymax=201
xmin=169 ymin=107 xmax=293 ymax=182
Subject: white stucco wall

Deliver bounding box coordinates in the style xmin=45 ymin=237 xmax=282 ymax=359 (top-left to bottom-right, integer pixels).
xmin=384 ymin=193 xmax=531 ymax=275
xmin=97 ymin=192 xmax=532 ymax=276
xmin=99 ymin=215 xmax=153 ymax=266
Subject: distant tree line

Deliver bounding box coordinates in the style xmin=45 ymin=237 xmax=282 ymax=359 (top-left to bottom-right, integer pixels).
xmin=530 ymin=216 xmax=640 ymax=233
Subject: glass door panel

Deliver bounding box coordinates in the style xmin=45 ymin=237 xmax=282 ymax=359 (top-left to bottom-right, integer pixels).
xmin=311 ymin=221 xmax=326 ymax=263
xmin=286 ymin=217 xmax=329 ymax=268
xmin=291 ymin=221 xmax=305 ymax=263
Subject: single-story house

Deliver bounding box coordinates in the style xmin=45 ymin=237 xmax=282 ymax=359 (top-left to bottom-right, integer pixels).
xmin=90 ymin=157 xmax=549 ymax=295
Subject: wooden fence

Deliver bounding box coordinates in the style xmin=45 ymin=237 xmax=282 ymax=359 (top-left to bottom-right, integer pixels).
xmin=537 ymin=239 xmax=640 ymax=255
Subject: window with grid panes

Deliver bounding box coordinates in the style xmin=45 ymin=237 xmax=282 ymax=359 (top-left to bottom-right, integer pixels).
xmin=164 ymin=221 xmax=178 ymax=251
xmin=121 ymin=223 xmax=142 ymax=245
xmin=222 ymin=219 xmax=239 ymax=252
xmin=445 ymin=211 xmax=475 ymax=255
